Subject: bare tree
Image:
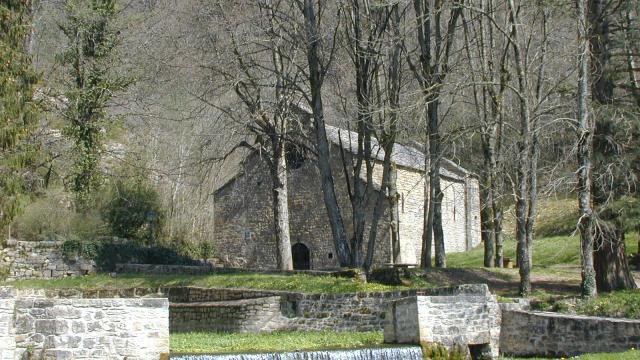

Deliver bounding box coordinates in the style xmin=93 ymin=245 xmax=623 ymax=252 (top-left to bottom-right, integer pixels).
xmin=577 ymin=0 xmax=597 ymax=298
xmin=365 ymin=2 xmax=404 ymax=270
xmin=299 ymin=0 xmax=352 ymax=266
xmin=462 ymin=0 xmax=510 ymax=268
xmin=410 ymin=0 xmax=464 ymax=268
xmin=208 ymin=0 xmax=302 ymax=270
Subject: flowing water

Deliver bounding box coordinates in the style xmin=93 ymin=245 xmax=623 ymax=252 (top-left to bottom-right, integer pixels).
xmin=171 ymin=347 xmax=424 ymax=360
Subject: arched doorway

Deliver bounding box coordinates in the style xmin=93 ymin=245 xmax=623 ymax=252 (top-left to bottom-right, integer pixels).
xmin=292 ymin=243 xmax=310 ymax=270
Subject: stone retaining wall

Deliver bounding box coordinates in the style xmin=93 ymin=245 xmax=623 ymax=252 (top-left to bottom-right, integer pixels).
xmin=169 ymin=286 xmax=495 ymax=333
xmin=384 ymin=284 xmax=501 ymax=358
xmin=12 ymin=285 xmax=494 ymax=333
xmin=500 ymin=310 xmax=640 ymax=357
xmin=0 ymin=287 xmax=169 ymax=360
xmin=171 ymin=296 xmax=283 ymax=332
xmin=0 ymin=240 xmax=95 ymax=280
xmin=115 ymin=263 xmax=213 ymax=275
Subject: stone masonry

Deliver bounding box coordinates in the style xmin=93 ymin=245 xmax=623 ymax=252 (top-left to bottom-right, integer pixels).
xmin=384 ymin=284 xmax=501 ymax=358
xmin=171 ymin=296 xmax=283 ymax=333
xmin=500 ymin=310 xmax=640 ymax=357
xmin=0 ymin=287 xmax=169 ymax=360
xmin=0 ymin=240 xmax=95 ymax=280
xmin=214 ymin=123 xmax=481 ymax=270
xmin=0 ymin=288 xmax=15 ymax=360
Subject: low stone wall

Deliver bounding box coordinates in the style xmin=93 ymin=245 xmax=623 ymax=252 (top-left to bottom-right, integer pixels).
xmin=500 ymin=310 xmax=640 ymax=357
xmin=11 ymin=285 xmax=495 ymax=333
xmin=0 ymin=239 xmax=95 ymax=280
xmin=384 ymin=284 xmax=501 ymax=358
xmin=281 ymin=292 xmax=393 ymax=332
xmin=116 ymin=263 xmax=213 ymax=275
xmin=0 ymin=287 xmax=169 ymax=360
xmin=171 ymin=296 xmax=283 ymax=332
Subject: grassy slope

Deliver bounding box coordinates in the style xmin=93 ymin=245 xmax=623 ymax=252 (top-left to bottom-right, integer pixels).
xmin=2 ymin=272 xmax=412 ymax=294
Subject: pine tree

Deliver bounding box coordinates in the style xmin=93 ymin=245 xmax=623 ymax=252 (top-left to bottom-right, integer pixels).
xmin=0 ymin=0 xmax=40 ymax=233
xmin=59 ymin=0 xmax=130 ymax=208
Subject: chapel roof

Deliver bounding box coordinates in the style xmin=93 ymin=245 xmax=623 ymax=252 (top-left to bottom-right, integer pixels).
xmin=324 ymin=124 xmax=474 ymax=180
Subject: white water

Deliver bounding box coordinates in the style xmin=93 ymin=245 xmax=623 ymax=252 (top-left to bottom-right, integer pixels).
xmin=171 ymin=347 xmax=424 ymax=360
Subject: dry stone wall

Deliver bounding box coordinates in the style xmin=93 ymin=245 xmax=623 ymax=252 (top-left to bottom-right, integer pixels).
xmin=115 ymin=263 xmax=212 ymax=275
xmin=0 ymin=240 xmax=95 ymax=280
xmin=501 ymin=310 xmax=640 ymax=357
xmin=171 ymin=296 xmax=283 ymax=332
xmin=0 ymin=287 xmax=169 ymax=360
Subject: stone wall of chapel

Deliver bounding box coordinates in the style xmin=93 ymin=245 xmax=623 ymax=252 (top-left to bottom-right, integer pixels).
xmin=214 ymin=148 xmax=392 ymax=270
xmin=213 ymin=144 xmax=481 ymax=270
xmin=370 ymin=163 xmax=481 ymax=265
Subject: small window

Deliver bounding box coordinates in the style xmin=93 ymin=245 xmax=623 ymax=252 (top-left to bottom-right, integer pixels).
xmin=328 ymin=252 xmax=333 ymax=259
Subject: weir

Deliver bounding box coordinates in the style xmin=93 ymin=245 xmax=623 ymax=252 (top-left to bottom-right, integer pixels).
xmin=171 ymin=347 xmax=424 ymax=360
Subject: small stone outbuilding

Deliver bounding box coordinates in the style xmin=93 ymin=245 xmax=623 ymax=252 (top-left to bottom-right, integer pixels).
xmin=213 ymin=124 xmax=481 ymax=270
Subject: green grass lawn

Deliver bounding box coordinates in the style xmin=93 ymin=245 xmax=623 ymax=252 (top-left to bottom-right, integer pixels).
xmin=6 ymin=231 xmax=637 ymax=296
xmin=447 ymin=232 xmax=638 ymax=273
xmin=170 ymin=331 xmax=384 ymax=354
xmin=2 ymin=272 xmax=415 ymax=294
xmin=170 ymin=330 xmax=638 ymax=359
xmin=501 ymin=349 xmax=640 ymax=359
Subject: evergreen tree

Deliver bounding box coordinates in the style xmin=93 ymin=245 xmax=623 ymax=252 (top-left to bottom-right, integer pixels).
xmin=0 ymin=0 xmax=40 ymax=233
xmin=59 ymin=0 xmax=130 ymax=207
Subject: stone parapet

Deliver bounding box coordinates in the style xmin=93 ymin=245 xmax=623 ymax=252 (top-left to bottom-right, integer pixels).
xmin=384 ymin=284 xmax=501 ymax=359
xmin=0 ymin=286 xmax=169 ymax=360
xmin=500 ymin=310 xmax=640 ymax=357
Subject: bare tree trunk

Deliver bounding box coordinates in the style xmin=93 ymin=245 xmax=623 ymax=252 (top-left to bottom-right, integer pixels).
xmin=577 ymin=0 xmax=597 ymax=298
xmin=465 ymin=0 xmax=506 ymax=268
xmin=507 ymin=0 xmax=532 ymax=297
xmin=421 ymin=138 xmax=433 ymax=268
xmin=429 ymin=100 xmax=446 ymax=268
xmin=481 ymin=162 xmax=495 ymax=268
xmin=413 ymin=0 xmax=462 ymax=269
xmin=271 ymin=143 xmax=293 ymax=270
xmin=365 ymin=148 xmax=393 ymax=270
xmin=302 ymin=0 xmax=351 ymax=266
xmin=526 ymin=136 xmax=539 ymax=267
xmin=388 ymin=164 xmax=401 ymax=263
xmin=365 ymin=2 xmax=402 ymax=270
xmin=493 ymin=204 xmax=504 ymax=267
xmin=624 ymin=0 xmax=640 ymax=108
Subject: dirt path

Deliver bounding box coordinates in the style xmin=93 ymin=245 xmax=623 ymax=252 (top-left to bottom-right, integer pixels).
xmin=419 ymin=268 xmax=581 ymax=296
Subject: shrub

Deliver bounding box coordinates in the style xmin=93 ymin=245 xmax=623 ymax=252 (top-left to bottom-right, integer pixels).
xmin=12 ymin=189 xmax=73 ymax=241
xmin=102 ymin=177 xmax=163 ymax=245
xmin=62 ymin=237 xmax=202 ymax=271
